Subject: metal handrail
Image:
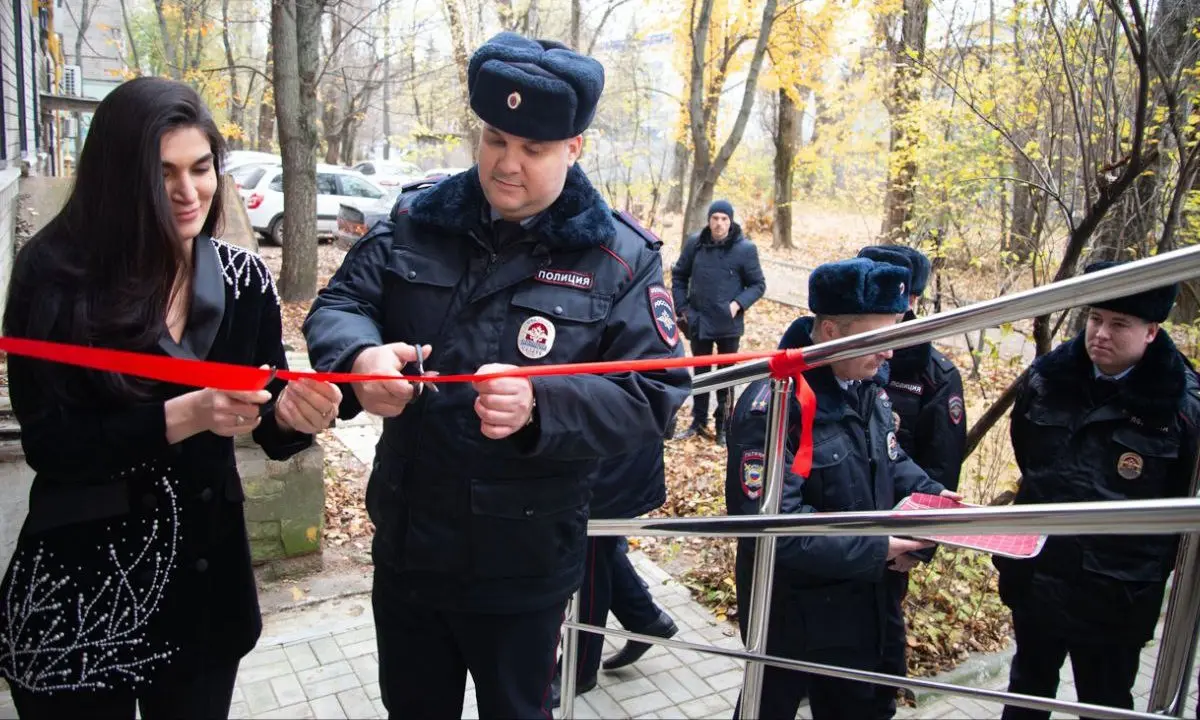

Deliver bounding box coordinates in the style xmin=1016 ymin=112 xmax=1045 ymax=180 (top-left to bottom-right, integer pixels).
xmin=689 ymin=243 xmax=1200 ymax=395
xmin=562 ymin=622 xmax=1165 ymax=720
xmin=587 ymin=497 xmax=1200 ymax=537
xmin=559 ymin=249 xmax=1200 ymax=719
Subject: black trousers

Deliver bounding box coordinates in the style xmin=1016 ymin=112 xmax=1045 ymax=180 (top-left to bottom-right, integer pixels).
xmin=373 ymin=570 xmax=564 ymax=719
xmin=8 ymin=659 xmax=240 ymax=720
xmin=1002 ymin=612 xmax=1143 ymax=720
xmin=873 ymin=569 xmax=910 ymax=718
xmin=690 ymin=336 xmax=741 ymax=426
xmin=733 ymin=602 xmax=877 ymax=720
xmin=572 ymin=536 xmax=666 ymax=681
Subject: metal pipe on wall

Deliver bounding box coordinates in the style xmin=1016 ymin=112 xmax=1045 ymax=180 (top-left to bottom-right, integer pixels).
xmin=691 ymin=244 xmax=1200 ymax=396
xmin=736 ymin=377 xmax=791 ymax=719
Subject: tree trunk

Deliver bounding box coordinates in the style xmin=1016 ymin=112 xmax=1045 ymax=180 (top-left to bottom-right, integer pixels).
xmin=683 ymin=0 xmax=778 ymax=238
xmin=221 ymin=0 xmax=244 ymax=150
xmin=382 ymin=0 xmax=392 ymax=159
xmin=444 ymin=0 xmax=479 ymax=156
xmin=272 ymin=0 xmax=321 ymax=302
xmin=570 ymin=0 xmax=581 ymax=50
xmin=773 ymin=89 xmax=799 ymax=249
xmin=256 ymin=42 xmax=275 ymax=152
xmin=118 ymin=0 xmax=141 ymax=73
xmin=665 ymin=139 xmax=688 ymax=214
xmin=154 ymin=0 xmax=181 ymax=79
xmin=880 ymin=0 xmax=929 ymax=242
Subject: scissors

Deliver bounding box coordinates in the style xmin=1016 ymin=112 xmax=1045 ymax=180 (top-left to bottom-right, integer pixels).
xmin=412 ymin=344 xmax=438 ymax=396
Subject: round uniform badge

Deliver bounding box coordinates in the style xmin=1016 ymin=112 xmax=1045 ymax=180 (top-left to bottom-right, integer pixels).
xmin=517 ymin=316 xmax=556 ymax=359
xmin=1117 ymin=451 xmax=1144 ymax=480
xmin=507 ymin=91 xmax=522 ymax=110
xmin=887 ymin=431 xmax=900 ymax=461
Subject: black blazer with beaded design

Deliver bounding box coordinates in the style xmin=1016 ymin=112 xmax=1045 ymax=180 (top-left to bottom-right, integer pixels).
xmin=0 ymin=236 xmax=311 ymax=694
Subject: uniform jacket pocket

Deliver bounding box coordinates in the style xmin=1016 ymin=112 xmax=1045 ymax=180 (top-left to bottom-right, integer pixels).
xmin=468 ymin=477 xmax=588 ymax=579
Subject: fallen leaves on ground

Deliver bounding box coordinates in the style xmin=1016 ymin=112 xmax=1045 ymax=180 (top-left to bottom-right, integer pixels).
xmin=317 ymin=430 xmax=374 ymax=550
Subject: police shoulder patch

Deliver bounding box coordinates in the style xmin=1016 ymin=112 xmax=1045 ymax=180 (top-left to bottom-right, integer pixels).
xmin=615 ymin=210 xmax=662 ymax=249
xmin=948 ymin=395 xmax=965 ymax=425
xmin=648 ymin=284 xmax=679 ymax=348
xmin=741 ymin=450 xmax=765 ymax=499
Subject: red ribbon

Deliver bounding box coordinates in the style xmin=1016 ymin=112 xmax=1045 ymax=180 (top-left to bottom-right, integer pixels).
xmin=0 ymin=335 xmax=817 ymax=476
xmin=767 ymin=348 xmax=817 ymax=478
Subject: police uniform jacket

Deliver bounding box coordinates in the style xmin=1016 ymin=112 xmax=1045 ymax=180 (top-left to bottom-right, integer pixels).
xmin=0 ymin=236 xmax=311 ymax=694
xmin=883 ymin=312 xmax=966 ymax=492
xmin=303 ymin=166 xmax=690 ymax=614
xmin=670 ymin=224 xmax=766 ymax=341
xmin=725 ymin=317 xmax=945 ymax=659
xmin=995 ymin=330 xmax=1200 ymax=644
xmin=588 ymin=442 xmax=666 ymax=521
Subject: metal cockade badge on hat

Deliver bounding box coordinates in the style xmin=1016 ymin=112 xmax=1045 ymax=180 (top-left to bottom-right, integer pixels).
xmin=507 ymin=91 xmax=522 ymax=110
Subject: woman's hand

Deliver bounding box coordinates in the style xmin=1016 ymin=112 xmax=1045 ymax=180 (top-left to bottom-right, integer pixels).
xmin=275 ymin=378 xmax=344 ymax=435
xmin=166 ymin=388 xmax=271 ymax=443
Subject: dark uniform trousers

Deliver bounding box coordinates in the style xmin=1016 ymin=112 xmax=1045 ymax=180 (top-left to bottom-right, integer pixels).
xmin=876 ymin=569 xmax=911 ymax=717
xmin=574 ymin=537 xmax=665 ymax=681
xmin=9 ymin=660 xmax=240 ymax=720
xmin=691 ymin=336 xmax=741 ymax=427
xmin=1002 ymin=612 xmax=1143 ymax=720
xmin=732 ymin=599 xmax=879 ymax=720
xmin=373 ymin=569 xmax=564 ymax=719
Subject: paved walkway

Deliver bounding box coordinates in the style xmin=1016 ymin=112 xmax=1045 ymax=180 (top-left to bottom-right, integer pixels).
xmin=2 ymin=551 xmax=1192 ymax=719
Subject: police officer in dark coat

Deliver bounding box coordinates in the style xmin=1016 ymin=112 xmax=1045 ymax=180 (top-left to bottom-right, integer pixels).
xmin=545 ymin=442 xmax=678 ymax=709
xmin=995 ymin=262 xmax=1200 ymax=720
xmin=725 ymin=258 xmax=957 ymax=719
xmin=856 ymin=245 xmax=966 ymax=716
xmin=672 ymin=200 xmax=766 ymax=444
xmin=302 ymin=32 xmax=691 ymax=719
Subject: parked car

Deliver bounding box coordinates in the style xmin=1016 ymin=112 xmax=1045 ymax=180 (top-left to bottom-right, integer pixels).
xmin=350 ymin=159 xmax=425 ymax=189
xmin=224 ymin=150 xmax=281 ymax=172
xmin=335 ymin=175 xmax=444 ymax=246
xmin=238 ymin=163 xmax=389 ymax=244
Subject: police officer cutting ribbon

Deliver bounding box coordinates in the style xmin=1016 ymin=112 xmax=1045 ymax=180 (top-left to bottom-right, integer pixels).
xmin=303 ymin=32 xmax=690 ymax=719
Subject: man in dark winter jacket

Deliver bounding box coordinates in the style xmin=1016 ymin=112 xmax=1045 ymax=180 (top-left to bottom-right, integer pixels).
xmin=545 ymin=442 xmax=678 ymax=709
xmin=996 ymin=261 xmax=1200 ymax=720
xmin=856 ymin=244 xmax=966 ymax=716
xmin=672 ymin=200 xmax=766 ymax=444
xmin=726 ymin=257 xmax=958 ymax=719
xmin=302 ymin=32 xmax=690 ymax=718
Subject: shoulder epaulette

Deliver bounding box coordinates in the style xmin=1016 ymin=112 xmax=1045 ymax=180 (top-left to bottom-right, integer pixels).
xmin=614 ymin=210 xmax=662 ymax=249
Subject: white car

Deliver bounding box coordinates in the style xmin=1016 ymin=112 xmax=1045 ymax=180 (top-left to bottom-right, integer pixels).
xmin=224 ymin=150 xmax=281 ymax=172
xmin=238 ymin=164 xmax=389 ymax=244
xmin=351 ymin=159 xmax=425 ymax=189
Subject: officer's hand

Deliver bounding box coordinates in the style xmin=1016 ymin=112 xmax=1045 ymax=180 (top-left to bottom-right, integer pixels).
xmin=349 ymin=343 xmax=430 ymax=417
xmin=729 ymin=300 xmax=740 ymax=318
xmin=939 ymin=489 xmax=964 ymax=502
xmin=472 ymin=364 xmax=535 ymax=440
xmin=887 ymin=537 xmax=933 ymax=561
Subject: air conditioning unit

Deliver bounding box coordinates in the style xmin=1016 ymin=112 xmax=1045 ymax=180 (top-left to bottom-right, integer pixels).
xmin=62 ymin=65 xmax=82 ymax=96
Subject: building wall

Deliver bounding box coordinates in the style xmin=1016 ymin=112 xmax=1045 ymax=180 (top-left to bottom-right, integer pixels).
xmin=55 ymin=0 xmax=126 ymax=99
xmin=2 ymin=0 xmax=39 ymax=165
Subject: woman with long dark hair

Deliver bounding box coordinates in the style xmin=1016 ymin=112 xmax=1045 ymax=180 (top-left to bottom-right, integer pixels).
xmin=0 ymin=77 xmax=342 ymax=719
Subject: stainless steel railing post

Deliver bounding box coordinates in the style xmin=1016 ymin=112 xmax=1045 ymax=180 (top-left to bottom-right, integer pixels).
xmin=560 ymin=588 xmax=581 ymax=719
xmin=1148 ymin=447 xmax=1200 ymax=715
xmin=738 ymin=377 xmax=792 ymax=719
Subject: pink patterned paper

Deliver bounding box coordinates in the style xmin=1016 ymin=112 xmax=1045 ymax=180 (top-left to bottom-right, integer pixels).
xmin=892 ymin=493 xmax=1047 ymax=559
